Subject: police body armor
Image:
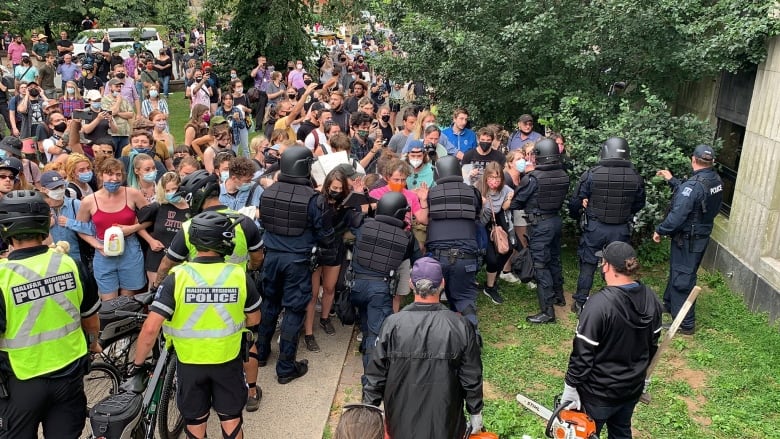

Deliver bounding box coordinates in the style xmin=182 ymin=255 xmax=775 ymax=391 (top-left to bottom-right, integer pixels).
xmin=426 ymin=176 xmax=477 ymax=243
xmin=526 ymin=165 xmax=570 ymax=213
xmin=682 ymin=169 xmax=723 ymax=235
xmin=587 ymin=160 xmax=643 ymax=224
xmin=354 ymin=215 xmax=410 ymax=275
xmin=260 ymin=181 xmax=315 ymax=237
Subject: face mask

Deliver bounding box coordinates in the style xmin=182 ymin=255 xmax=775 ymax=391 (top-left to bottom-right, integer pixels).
xmin=66 ymin=87 xmax=75 ymax=95
xmin=103 ymin=181 xmax=121 ymax=193
xmin=90 ymin=102 xmax=102 ymax=111
xmin=142 ymin=171 xmax=157 ymax=182
xmin=112 ymin=91 xmax=119 ymax=97
xmin=172 ymin=157 xmax=182 ymax=168
xmin=166 ymin=193 xmax=182 ymax=203
xmin=381 ymin=115 xmax=390 ymax=123
xmin=329 ymin=190 xmax=344 ymax=201
xmin=388 ymin=181 xmax=404 ymax=192
xmin=0 ymin=150 xmax=6 ymax=160
xmin=409 ymin=159 xmax=423 ymax=169
xmin=303 ymin=79 xmax=312 ymax=86
xmin=133 ymin=148 xmax=152 ymax=156
xmin=234 ymin=87 xmax=243 ymax=94
xmin=78 ymin=171 xmax=93 ymax=182
xmin=357 ymin=130 xmax=369 ymax=138
xmin=296 ymin=64 xmax=303 ymax=70
xmin=154 ymin=121 xmax=167 ymax=130
xmin=53 ymin=122 xmax=67 ymax=132
xmin=149 ymin=90 xmax=159 ymax=98
xmin=195 ymin=76 xmax=203 ymax=81
xmin=288 ymin=93 xmax=297 ymax=99
xmin=202 ymin=112 xmax=211 ymax=123
xmin=220 ymin=171 xmax=229 ymax=183
xmin=116 ymin=72 xmax=126 ymax=79
xmin=28 ymin=88 xmax=40 ymax=97
xmin=47 ymin=188 xmax=65 ymax=200
xmin=238 ymin=182 xmax=253 ymax=192
xmin=264 ymin=152 xmax=278 ymax=166
xmin=515 ymin=159 xmax=527 ymax=172
xmin=478 ymin=141 xmax=491 ymax=152
xmin=230 ymin=73 xmax=237 ymax=79
xmin=487 ymin=178 xmax=501 ymax=190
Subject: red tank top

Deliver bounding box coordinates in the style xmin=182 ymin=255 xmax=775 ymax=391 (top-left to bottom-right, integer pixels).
xmin=92 ymin=188 xmax=137 ymax=239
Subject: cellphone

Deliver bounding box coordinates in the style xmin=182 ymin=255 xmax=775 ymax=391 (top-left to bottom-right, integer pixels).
xmin=72 ymin=109 xmax=92 ymax=121
xmin=105 ymin=110 xmax=112 ymax=115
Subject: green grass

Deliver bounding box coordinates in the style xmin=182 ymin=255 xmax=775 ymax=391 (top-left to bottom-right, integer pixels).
xmin=475 ymin=242 xmax=780 ymax=439
xmin=167 ymin=93 xmax=192 ymax=146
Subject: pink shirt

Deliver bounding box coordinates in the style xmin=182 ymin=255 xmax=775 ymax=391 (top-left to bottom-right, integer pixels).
xmin=7 ymin=42 xmax=25 ymax=64
xmin=369 ymin=186 xmax=422 ymax=229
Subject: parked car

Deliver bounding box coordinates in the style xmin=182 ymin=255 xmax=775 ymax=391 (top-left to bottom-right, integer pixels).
xmin=72 ymin=27 xmax=164 ymax=61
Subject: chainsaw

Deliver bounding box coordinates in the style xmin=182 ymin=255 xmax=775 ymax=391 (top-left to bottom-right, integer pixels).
xmin=516 ymin=393 xmax=598 ymax=439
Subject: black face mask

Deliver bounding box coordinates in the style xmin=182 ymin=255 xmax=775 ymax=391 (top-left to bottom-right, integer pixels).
xmin=478 ymin=141 xmax=491 ymax=152
xmin=115 ymin=73 xmax=126 ymax=79
xmin=264 ymin=151 xmax=278 ymax=166
xmin=329 ymin=190 xmax=344 ymax=201
xmin=304 ymin=79 xmax=312 ymax=86
xmin=173 ymin=157 xmax=183 ymax=168
xmin=53 ymin=122 xmax=67 ymax=132
xmin=381 ymin=115 xmax=391 ymax=123
xmin=28 ymin=88 xmax=40 ymax=97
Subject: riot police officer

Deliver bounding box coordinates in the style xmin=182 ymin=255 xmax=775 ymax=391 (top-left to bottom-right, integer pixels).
xmin=425 ymin=155 xmax=482 ymax=330
xmin=257 ymin=146 xmax=336 ymax=384
xmin=0 ymin=190 xmax=101 ymax=438
xmin=511 ymin=138 xmax=570 ymax=324
xmin=569 ymin=137 xmax=646 ymax=315
xmin=653 ymin=144 xmax=723 ymax=335
xmin=132 ymin=211 xmax=261 ymax=439
xmin=152 ymin=169 xmax=265 ymax=411
xmin=349 ymin=192 xmax=415 ymax=380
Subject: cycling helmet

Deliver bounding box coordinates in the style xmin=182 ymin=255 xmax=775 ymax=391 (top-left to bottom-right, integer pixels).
xmin=0 ymin=190 xmax=50 ymax=240
xmin=180 ymin=170 xmax=220 ymax=216
xmin=188 ymin=211 xmax=237 ymax=255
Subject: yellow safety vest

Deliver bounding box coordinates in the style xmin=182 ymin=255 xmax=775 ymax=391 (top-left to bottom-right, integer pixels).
xmin=0 ymin=250 xmax=86 ymax=380
xmin=163 ymin=262 xmax=247 ymax=365
xmin=182 ymin=208 xmax=250 ymax=268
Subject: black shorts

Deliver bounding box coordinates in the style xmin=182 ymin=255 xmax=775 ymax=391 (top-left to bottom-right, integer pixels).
xmin=176 ymin=356 xmax=246 ymax=419
xmin=0 ymin=362 xmax=87 ymax=439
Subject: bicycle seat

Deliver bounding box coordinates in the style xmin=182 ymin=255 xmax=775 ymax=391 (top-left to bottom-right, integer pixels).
xmin=120 ymin=372 xmax=147 ymax=394
xmin=134 ymin=291 xmax=155 ymax=306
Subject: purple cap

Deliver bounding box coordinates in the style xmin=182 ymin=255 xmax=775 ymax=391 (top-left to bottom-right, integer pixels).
xmin=411 ymin=257 xmax=443 ymax=287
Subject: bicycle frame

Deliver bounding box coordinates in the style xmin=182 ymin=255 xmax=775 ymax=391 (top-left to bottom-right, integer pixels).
xmin=136 ymin=339 xmax=175 ymax=439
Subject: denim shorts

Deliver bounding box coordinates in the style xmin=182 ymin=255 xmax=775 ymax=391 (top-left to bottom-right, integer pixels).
xmin=93 ymin=234 xmax=147 ymax=294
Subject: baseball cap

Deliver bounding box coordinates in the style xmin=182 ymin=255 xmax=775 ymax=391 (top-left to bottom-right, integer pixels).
xmin=27 ymin=80 xmax=39 ymax=87
xmin=411 ymin=257 xmax=443 ymax=288
xmin=519 ymin=114 xmax=533 ymax=123
xmin=107 ymin=78 xmax=122 ymax=86
xmin=210 ymin=116 xmax=228 ymax=126
xmin=21 ymin=52 xmax=30 ymax=58
xmin=0 ymin=158 xmax=21 ymax=176
xmin=333 ymin=163 xmax=362 ymax=179
xmin=41 ymin=171 xmax=67 ymax=189
xmin=693 ymin=144 xmax=715 ymax=162
xmin=85 ymin=89 xmax=102 ymax=102
xmin=310 ymin=101 xmax=330 ymax=112
xmin=403 ymin=140 xmax=424 ymax=154
xmin=0 ymin=137 xmax=22 ymax=157
xmin=595 ymin=241 xmax=637 ymax=268
xmin=37 ymin=33 xmax=46 ymax=39
xmin=45 ymin=99 xmax=60 ymax=109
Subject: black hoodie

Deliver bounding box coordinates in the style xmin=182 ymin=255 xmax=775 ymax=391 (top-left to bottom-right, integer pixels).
xmin=565 ymin=282 xmax=663 ymax=405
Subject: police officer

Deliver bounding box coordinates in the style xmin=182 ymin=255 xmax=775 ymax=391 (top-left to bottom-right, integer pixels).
xmin=257 ymin=146 xmax=335 ymax=384
xmin=349 ymin=192 xmax=415 ymax=380
xmin=152 ymin=169 xmax=265 ymax=411
xmin=0 ymin=190 xmax=100 ymax=438
xmin=132 ymin=211 xmax=261 ymax=439
xmin=569 ymin=137 xmax=645 ymax=315
xmin=653 ymin=144 xmax=723 ymax=335
xmin=511 ymin=138 xmax=570 ymax=324
xmin=425 ymin=155 xmax=482 ymax=330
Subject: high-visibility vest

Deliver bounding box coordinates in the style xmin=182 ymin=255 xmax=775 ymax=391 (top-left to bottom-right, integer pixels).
xmin=182 ymin=208 xmax=249 ymax=268
xmin=163 ymin=262 xmax=247 ymax=365
xmin=0 ymin=250 xmax=86 ymax=380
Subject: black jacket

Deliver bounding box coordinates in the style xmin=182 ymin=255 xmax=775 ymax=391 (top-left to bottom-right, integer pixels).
xmin=565 ymin=283 xmax=663 ymax=405
xmin=363 ymin=302 xmax=483 ymax=439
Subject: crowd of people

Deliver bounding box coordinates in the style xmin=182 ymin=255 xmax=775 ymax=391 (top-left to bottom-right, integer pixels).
xmin=0 ymin=23 xmax=724 ymax=439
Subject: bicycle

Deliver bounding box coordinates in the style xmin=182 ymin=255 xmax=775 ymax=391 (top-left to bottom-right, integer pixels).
xmin=88 ymin=302 xmax=184 ymax=439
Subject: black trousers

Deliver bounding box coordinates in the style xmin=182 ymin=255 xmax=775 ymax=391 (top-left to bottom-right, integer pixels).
xmin=252 ymin=90 xmax=268 ymax=131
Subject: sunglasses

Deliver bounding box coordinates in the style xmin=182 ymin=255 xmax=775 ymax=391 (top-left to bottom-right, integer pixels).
xmin=0 ymin=174 xmax=15 ymax=180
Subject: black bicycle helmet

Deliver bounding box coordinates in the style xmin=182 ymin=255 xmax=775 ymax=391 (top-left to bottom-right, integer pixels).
xmin=376 ymin=192 xmax=409 ymax=221
xmin=180 ymin=170 xmax=220 ymax=216
xmin=188 ymin=211 xmax=237 ymax=256
xmin=435 ymin=155 xmax=461 ymax=179
xmin=0 ymin=190 xmax=50 ymax=240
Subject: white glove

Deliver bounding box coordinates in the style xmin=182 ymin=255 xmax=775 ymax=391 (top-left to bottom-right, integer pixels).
xmin=643 ymin=377 xmax=651 ymax=393
xmin=469 ymin=412 xmax=483 ymax=435
xmin=561 ymin=383 xmax=581 ymax=410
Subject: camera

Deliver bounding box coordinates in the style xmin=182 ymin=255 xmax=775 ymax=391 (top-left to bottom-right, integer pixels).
xmin=424 ymin=143 xmax=437 ymax=158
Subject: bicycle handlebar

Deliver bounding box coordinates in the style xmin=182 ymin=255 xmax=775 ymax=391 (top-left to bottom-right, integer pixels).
xmin=114 ymin=310 xmax=149 ymax=320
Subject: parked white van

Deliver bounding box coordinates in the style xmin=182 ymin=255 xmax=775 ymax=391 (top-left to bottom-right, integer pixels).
xmin=72 ymin=27 xmax=164 ymax=61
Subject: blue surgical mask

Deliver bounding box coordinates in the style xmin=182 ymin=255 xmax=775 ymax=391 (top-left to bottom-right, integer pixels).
xmin=142 ymin=171 xmax=157 ymax=182
xmin=515 ymin=159 xmax=527 ymax=172
xmin=166 ymin=193 xmax=182 ymax=203
xmin=238 ymin=182 xmax=252 ymax=192
xmin=149 ymin=90 xmax=159 ymax=98
xmin=90 ymin=102 xmax=102 ymax=111
xmin=111 ymin=91 xmax=119 ymax=97
xmin=103 ymin=181 xmax=122 ymax=193
xmin=0 ymin=150 xmax=6 ymax=160
xmin=78 ymin=171 xmax=93 ymax=182
xmin=220 ymin=171 xmax=229 ymax=183
xmin=133 ymin=148 xmax=152 ymax=156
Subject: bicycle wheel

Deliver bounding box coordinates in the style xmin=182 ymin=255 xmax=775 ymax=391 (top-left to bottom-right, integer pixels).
xmin=157 ymin=352 xmax=184 ymax=439
xmin=83 ymin=361 xmax=121 ymax=412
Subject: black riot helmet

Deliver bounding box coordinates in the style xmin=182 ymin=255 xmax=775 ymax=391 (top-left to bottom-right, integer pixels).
xmin=188 ymin=211 xmax=237 ymax=255
xmin=600 ymin=137 xmax=630 ymax=160
xmin=0 ymin=190 xmax=51 ymax=240
xmin=280 ymin=146 xmax=313 ymax=179
xmin=180 ymin=170 xmax=220 ymax=216
xmin=376 ymin=192 xmax=409 ymax=222
xmin=533 ymin=138 xmax=561 ymax=165
xmin=435 ymin=155 xmax=461 ymax=179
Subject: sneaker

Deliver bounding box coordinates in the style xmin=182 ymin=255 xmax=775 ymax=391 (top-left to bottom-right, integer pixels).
xmin=319 ymin=318 xmax=336 ymax=336
xmin=304 ymin=334 xmax=320 ymax=352
xmin=525 ymin=281 xmax=537 ymax=289
xmin=356 ymin=332 xmax=363 ymax=343
xmin=483 ymin=285 xmax=504 ymax=305
xmin=278 ymin=360 xmax=309 ymax=384
xmin=662 ymin=322 xmax=695 ymax=336
xmin=500 ymin=271 xmax=520 ymax=283
xmin=245 ymin=387 xmax=263 ymax=412
xmin=571 ymin=302 xmax=584 ymax=317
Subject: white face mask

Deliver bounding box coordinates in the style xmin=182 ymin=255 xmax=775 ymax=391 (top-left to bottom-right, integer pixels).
xmin=47 ymin=188 xmax=65 ymax=200
xmin=409 ymin=159 xmax=423 ymax=169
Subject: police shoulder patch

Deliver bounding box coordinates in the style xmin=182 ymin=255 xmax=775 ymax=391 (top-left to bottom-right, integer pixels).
xmin=681 ymin=187 xmax=693 ymax=197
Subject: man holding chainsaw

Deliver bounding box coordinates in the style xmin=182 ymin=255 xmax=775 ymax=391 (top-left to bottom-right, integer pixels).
xmin=562 ymin=241 xmax=662 ymax=439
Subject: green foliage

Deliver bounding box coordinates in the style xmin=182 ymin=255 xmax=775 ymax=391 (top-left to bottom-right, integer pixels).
xmin=6 ymin=0 xmax=84 ymax=35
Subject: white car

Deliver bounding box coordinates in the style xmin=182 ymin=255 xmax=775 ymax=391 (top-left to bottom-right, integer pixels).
xmin=72 ymin=27 xmax=164 ymax=61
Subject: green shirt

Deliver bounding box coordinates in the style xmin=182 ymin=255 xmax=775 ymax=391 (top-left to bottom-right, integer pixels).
xmin=32 ymin=42 xmax=49 ymax=58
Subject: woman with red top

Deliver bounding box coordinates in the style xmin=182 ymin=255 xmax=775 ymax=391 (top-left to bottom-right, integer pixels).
xmin=77 ymin=158 xmax=151 ymax=299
